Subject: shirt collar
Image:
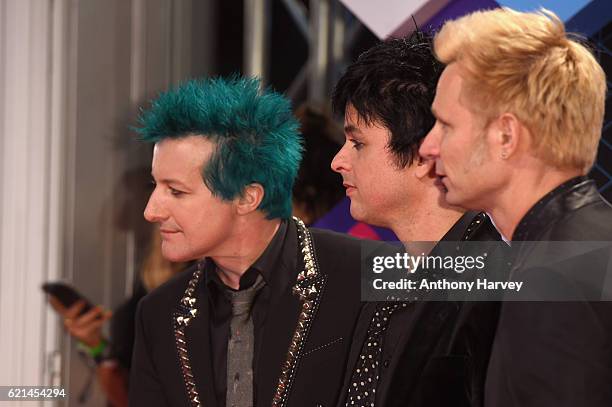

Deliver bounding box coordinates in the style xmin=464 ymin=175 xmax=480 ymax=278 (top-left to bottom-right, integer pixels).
xmin=512 ymin=176 xmax=592 ymax=241
xmin=423 ymin=211 xmax=487 ymax=258
xmin=486 ymin=212 xmax=510 ymax=244
xmin=439 ymin=211 xmax=481 ymax=242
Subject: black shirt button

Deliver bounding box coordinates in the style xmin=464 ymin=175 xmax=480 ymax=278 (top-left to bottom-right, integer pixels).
xmin=383 ymin=359 xmax=390 ymax=368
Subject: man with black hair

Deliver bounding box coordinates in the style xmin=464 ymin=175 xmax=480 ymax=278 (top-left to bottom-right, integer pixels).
xmin=331 ymin=34 xmax=505 ymax=406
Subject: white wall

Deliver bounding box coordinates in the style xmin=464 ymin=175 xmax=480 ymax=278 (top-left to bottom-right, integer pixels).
xmin=0 ymin=0 xmax=64 ymax=392
xmin=0 ymin=0 xmax=215 ymax=405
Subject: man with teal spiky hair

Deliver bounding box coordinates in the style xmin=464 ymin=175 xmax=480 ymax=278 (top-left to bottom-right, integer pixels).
xmin=129 ymin=76 xmax=369 ymax=407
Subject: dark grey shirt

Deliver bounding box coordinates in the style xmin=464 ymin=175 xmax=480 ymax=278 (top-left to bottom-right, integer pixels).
xmin=205 ymin=220 xmax=288 ymax=407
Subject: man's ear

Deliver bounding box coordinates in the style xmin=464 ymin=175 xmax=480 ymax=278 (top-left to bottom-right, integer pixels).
xmin=492 ymin=113 xmax=522 ymax=159
xmin=236 ymin=183 xmax=265 ymax=215
xmin=414 ymin=155 xmax=434 ymax=180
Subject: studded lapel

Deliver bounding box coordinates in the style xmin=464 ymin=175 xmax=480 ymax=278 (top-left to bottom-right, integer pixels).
xmin=183 ymin=296 xmax=218 ymax=407
xmin=270 ymin=217 xmax=327 ymax=407
xmin=172 ymin=264 xmax=218 ymax=407
xmin=254 ymin=219 xmax=302 ymax=405
xmin=172 ymin=218 xmax=326 ymax=407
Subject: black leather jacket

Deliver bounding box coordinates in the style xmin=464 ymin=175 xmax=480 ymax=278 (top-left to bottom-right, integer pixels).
xmin=485 ymin=176 xmax=612 ymax=407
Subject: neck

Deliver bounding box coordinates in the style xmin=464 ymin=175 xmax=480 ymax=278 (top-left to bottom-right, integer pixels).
xmin=212 ymin=216 xmax=281 ymax=289
xmin=486 ymin=168 xmax=581 ymax=240
xmin=390 ymin=201 xmax=464 ymax=251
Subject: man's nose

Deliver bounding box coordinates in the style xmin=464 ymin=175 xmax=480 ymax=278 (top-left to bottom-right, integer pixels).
xmin=419 ymin=125 xmax=441 ymax=160
xmin=331 ymin=144 xmax=350 ymax=174
xmin=143 ymin=190 xmax=166 ymax=223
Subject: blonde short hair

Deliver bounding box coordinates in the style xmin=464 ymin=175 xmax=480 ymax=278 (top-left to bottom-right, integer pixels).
xmin=434 ymin=8 xmax=606 ymax=173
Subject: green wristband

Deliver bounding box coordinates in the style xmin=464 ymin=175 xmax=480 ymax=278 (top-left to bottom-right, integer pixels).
xmin=78 ymin=339 xmax=107 ymax=359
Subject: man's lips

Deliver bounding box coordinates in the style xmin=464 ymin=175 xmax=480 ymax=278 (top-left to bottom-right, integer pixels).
xmin=434 ymin=175 xmax=448 ymax=192
xmin=343 ymin=183 xmax=356 ymax=195
xmin=160 ymin=229 xmax=180 ymax=235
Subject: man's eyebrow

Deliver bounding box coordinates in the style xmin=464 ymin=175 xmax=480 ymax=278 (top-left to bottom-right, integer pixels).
xmin=431 ymin=107 xmax=448 ymax=124
xmin=154 ymin=177 xmax=190 ymax=188
xmin=344 ymin=124 xmax=362 ymax=135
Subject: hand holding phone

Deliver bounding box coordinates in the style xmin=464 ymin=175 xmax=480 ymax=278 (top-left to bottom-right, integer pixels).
xmin=42 ymin=282 xmax=94 ymax=314
xmin=43 ymin=282 xmax=112 ymax=347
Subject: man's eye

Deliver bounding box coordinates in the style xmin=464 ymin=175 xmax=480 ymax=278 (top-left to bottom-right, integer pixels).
xmin=169 ymin=187 xmax=184 ymax=196
xmin=350 ymin=140 xmax=364 ymax=150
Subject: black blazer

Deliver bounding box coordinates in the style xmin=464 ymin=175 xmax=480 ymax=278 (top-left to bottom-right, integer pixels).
xmin=129 ymin=220 xmax=377 ymax=407
xmin=336 ymin=212 xmax=506 ymax=407
xmin=485 ymin=178 xmax=612 ymax=407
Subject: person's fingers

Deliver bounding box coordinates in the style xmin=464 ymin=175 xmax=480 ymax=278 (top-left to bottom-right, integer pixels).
xmin=65 ymin=321 xmax=104 ymax=346
xmin=71 ymin=313 xmax=106 ymax=333
xmin=63 ymin=302 xmax=86 ymax=334
xmin=86 ymin=318 xmax=107 ymax=331
xmin=64 ymin=301 xmax=86 ymax=319
xmin=63 ymin=317 xmax=75 ymax=331
xmin=61 ymin=303 xmax=112 ymax=346
xmin=66 ymin=308 xmax=113 ymax=344
xmin=75 ymin=305 xmax=105 ymax=325
xmin=48 ymin=296 xmax=68 ymax=315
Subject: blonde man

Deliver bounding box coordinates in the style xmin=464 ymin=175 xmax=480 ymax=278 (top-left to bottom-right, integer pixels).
xmin=419 ymin=7 xmax=612 ymax=407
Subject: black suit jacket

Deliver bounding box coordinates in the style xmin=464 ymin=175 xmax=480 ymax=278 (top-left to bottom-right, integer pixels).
xmin=337 ymin=212 xmax=506 ymax=407
xmin=129 ymin=220 xmax=374 ymax=407
xmin=485 ymin=177 xmax=612 ymax=407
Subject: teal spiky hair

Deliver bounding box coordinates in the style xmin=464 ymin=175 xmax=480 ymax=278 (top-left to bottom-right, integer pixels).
xmin=136 ymin=76 xmax=303 ymax=219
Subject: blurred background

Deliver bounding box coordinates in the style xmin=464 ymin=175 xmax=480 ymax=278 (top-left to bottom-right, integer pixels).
xmin=0 ymin=0 xmax=610 ymax=405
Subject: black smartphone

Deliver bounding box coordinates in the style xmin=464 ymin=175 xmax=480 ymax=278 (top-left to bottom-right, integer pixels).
xmin=42 ymin=282 xmax=94 ymax=315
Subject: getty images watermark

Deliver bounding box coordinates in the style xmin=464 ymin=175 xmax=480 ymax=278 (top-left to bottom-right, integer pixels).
xmin=360 ymin=241 xmax=612 ymax=302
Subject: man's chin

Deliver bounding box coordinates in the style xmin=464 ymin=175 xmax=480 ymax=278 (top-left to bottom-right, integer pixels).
xmin=443 ymin=190 xmax=476 ymax=211
xmin=161 ymin=248 xmax=191 ymax=263
xmin=349 ymin=204 xmax=380 ymax=226
xmin=348 ymin=204 xmax=366 ymax=223
xmin=442 ymin=190 xmax=460 ymax=206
